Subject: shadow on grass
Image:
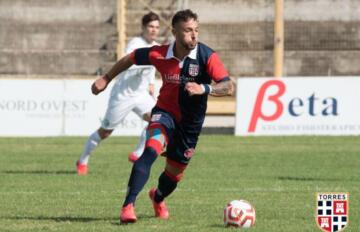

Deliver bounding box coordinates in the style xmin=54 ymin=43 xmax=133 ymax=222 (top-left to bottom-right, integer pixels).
xmin=2 ymin=170 xmax=76 ymax=175
xmin=210 ymin=223 xmax=227 ymax=229
xmin=278 ymin=176 xmax=341 ymax=182
xmin=5 ymin=214 xmax=154 ymax=225
xmin=2 ymin=215 xmax=116 ymax=223
xmin=110 ymin=214 xmax=154 ymax=226
xmin=111 ymin=214 xmax=159 ymax=226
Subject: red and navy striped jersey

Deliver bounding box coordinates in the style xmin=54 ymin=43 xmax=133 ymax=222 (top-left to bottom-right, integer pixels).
xmin=130 ymin=42 xmax=229 ymax=130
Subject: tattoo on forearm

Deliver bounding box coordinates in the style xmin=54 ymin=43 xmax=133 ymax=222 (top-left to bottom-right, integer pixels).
xmin=211 ymin=80 xmax=233 ymax=96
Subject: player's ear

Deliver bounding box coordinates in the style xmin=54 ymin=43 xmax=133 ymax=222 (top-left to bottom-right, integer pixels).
xmin=171 ymin=27 xmax=176 ymax=37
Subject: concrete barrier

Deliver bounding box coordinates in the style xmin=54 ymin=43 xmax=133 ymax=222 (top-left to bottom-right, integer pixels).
xmin=0 ymin=23 xmax=116 ymax=50
xmin=2 ymin=0 xmax=360 ymax=77
xmin=0 ymin=50 xmax=115 ymax=75
xmin=188 ymin=0 xmax=360 ymax=23
xmin=0 ymin=0 xmax=116 ymax=24
xmin=200 ymin=22 xmax=360 ymax=51
xmin=218 ymin=50 xmax=360 ymax=77
xmin=0 ymin=0 xmax=117 ymax=75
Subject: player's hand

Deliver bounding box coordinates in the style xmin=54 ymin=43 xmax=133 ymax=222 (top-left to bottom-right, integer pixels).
xmin=149 ymin=84 xmax=155 ymax=96
xmin=185 ymin=82 xmax=204 ymax=96
xmin=91 ymin=75 xmax=110 ymax=95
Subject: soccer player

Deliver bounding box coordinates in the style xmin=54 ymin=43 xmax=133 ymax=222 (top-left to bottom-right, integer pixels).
xmin=76 ymin=12 xmax=160 ymax=175
xmin=91 ymin=9 xmax=233 ymax=222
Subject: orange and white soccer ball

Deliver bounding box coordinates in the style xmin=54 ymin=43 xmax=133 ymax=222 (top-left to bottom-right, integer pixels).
xmin=224 ymin=199 xmax=256 ymax=228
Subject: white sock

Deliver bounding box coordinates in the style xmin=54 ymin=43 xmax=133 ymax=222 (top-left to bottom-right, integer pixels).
xmin=79 ymin=131 xmax=101 ymax=165
xmin=132 ymin=126 xmax=148 ymax=158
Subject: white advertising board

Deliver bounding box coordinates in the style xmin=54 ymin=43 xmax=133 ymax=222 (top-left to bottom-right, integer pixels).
xmin=235 ymin=77 xmax=360 ymax=135
xmin=0 ymin=79 xmax=152 ymax=136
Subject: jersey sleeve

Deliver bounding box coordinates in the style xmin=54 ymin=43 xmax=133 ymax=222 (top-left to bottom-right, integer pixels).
xmin=130 ymin=47 xmax=152 ymax=66
xmin=125 ymin=38 xmax=139 ymax=55
xmin=139 ymin=66 xmax=156 ymax=84
xmin=148 ymin=67 xmax=156 ymax=84
xmin=206 ymin=52 xmax=230 ymax=82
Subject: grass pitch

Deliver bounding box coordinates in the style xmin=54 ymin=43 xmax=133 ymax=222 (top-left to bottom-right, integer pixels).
xmin=0 ymin=136 xmax=359 ymax=231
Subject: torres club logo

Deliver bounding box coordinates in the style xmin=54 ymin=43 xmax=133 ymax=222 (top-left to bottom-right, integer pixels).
xmin=188 ymin=63 xmax=199 ymax=77
xmin=316 ymin=193 xmax=349 ymax=232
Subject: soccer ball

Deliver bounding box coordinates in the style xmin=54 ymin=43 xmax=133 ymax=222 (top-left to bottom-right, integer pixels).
xmin=224 ymin=199 xmax=256 ymax=228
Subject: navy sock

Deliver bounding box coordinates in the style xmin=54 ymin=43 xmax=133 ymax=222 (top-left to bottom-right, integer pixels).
xmin=154 ymin=172 xmax=177 ymax=203
xmin=123 ymin=147 xmax=158 ymax=206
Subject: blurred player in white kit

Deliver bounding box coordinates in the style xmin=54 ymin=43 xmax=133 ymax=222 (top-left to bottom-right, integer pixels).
xmin=76 ymin=12 xmax=161 ymax=175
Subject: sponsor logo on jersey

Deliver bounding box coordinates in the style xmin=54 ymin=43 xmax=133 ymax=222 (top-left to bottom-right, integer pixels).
xmin=164 ymin=74 xmax=181 ymax=84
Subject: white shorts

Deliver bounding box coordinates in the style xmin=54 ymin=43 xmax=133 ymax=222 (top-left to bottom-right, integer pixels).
xmin=101 ymin=92 xmax=156 ymax=130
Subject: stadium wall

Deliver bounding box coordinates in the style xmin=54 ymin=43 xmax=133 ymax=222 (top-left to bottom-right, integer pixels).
xmin=1 ymin=0 xmax=360 ymax=76
xmin=0 ymin=0 xmax=117 ymax=75
xmin=126 ymin=0 xmax=360 ymax=77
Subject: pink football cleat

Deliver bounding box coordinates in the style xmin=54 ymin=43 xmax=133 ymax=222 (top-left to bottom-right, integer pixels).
xmin=76 ymin=161 xmax=88 ymax=175
xmin=149 ymin=188 xmax=169 ymax=219
xmin=120 ymin=203 xmax=137 ymax=223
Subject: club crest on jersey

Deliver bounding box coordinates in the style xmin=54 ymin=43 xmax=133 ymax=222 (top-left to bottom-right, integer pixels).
xmin=151 ymin=114 xmax=161 ymax=122
xmin=188 ymin=63 xmax=199 ymax=77
xmin=316 ymin=193 xmax=349 ymax=232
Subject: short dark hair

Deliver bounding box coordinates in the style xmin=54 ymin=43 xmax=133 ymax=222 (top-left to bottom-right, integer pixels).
xmin=171 ymin=9 xmax=198 ymax=28
xmin=142 ymin=12 xmax=160 ymax=27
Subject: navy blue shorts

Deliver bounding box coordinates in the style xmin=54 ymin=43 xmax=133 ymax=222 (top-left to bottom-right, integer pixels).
xmin=149 ymin=107 xmax=199 ymax=165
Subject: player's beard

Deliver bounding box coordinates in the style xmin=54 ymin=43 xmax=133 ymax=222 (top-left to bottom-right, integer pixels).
xmin=181 ymin=39 xmax=197 ymax=50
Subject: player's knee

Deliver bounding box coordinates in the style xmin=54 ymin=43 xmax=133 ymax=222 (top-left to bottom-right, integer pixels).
xmin=164 ymin=170 xmax=184 ymax=182
xmin=98 ymin=128 xmax=113 ymax=139
xmin=134 ymin=146 xmax=158 ymax=168
xmin=145 ymin=123 xmax=167 ymax=155
xmin=164 ymin=159 xmax=187 ymax=182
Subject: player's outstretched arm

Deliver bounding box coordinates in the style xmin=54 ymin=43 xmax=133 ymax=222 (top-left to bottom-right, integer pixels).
xmin=91 ymin=54 xmax=134 ymax=95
